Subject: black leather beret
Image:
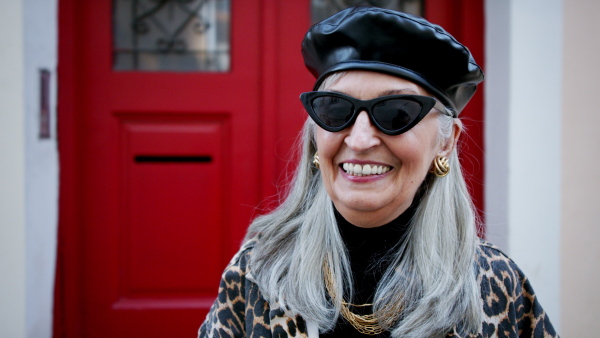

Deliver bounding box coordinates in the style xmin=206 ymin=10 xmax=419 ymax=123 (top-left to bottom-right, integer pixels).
xmin=301 ymin=6 xmax=484 ymax=116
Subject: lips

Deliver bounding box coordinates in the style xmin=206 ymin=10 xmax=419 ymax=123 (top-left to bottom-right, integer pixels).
xmin=341 ymin=163 xmax=392 ymax=176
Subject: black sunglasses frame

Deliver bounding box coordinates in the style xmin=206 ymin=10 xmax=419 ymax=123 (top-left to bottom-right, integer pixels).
xmin=300 ymin=91 xmax=451 ymax=136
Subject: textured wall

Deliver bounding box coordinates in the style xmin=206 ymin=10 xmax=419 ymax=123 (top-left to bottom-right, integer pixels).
xmin=23 ymin=0 xmax=59 ymax=337
xmin=0 ymin=0 xmax=59 ymax=336
xmin=561 ymin=0 xmax=600 ymax=335
xmin=485 ymin=0 xmax=563 ymax=329
xmin=0 ymin=0 xmax=26 ymax=336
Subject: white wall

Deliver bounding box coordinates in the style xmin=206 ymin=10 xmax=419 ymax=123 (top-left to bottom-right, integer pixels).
xmin=485 ymin=0 xmax=562 ymax=330
xmin=0 ymin=0 xmax=27 ymax=336
xmin=23 ymin=0 xmax=59 ymax=337
xmin=560 ymin=0 xmax=600 ymax=336
xmin=0 ymin=0 xmax=58 ymax=337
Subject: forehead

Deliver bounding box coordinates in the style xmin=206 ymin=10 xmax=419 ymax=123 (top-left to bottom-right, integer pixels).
xmin=323 ymin=70 xmax=430 ymax=98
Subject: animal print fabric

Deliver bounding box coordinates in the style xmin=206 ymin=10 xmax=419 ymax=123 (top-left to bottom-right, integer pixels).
xmin=198 ymin=240 xmax=558 ymax=337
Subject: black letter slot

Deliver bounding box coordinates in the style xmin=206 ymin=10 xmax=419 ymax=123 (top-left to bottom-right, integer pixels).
xmin=134 ymin=155 xmax=212 ymax=163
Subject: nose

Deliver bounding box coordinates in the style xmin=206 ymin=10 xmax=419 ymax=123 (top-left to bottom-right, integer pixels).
xmin=345 ymin=111 xmax=381 ymax=151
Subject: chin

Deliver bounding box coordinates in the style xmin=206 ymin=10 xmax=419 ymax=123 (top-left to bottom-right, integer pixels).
xmin=337 ymin=199 xmax=388 ymax=213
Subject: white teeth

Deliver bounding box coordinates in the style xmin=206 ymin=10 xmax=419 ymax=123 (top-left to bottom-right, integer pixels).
xmin=342 ymin=163 xmax=392 ymax=176
xmin=363 ymin=164 xmax=372 ymax=175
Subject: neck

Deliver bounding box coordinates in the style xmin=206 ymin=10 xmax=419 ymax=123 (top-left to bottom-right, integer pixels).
xmin=334 ymin=204 xmax=417 ymax=305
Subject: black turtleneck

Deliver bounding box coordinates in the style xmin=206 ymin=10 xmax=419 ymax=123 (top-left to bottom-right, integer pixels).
xmin=321 ymin=205 xmax=416 ymax=337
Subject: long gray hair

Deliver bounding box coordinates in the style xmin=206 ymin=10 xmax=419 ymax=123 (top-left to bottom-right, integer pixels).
xmin=245 ymin=74 xmax=482 ymax=337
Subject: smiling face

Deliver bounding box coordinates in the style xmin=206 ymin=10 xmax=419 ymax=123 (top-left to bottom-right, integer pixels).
xmin=315 ymin=71 xmax=458 ymax=228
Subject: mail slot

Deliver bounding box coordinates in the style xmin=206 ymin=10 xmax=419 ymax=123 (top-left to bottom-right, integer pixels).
xmin=119 ymin=116 xmax=230 ymax=305
xmin=134 ymin=155 xmax=212 ymax=163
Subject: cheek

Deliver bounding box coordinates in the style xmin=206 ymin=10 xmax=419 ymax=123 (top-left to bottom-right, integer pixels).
xmin=315 ymin=128 xmax=343 ymax=158
xmin=391 ymin=129 xmax=440 ymax=170
xmin=396 ymin=149 xmax=432 ymax=176
xmin=315 ymin=127 xmax=326 ymax=150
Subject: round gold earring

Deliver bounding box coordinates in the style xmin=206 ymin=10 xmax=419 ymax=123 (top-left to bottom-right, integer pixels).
xmin=430 ymin=156 xmax=450 ymax=177
xmin=313 ymin=152 xmax=320 ymax=169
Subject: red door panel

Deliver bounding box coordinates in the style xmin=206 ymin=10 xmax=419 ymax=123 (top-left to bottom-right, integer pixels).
xmin=121 ymin=116 xmax=228 ymax=298
xmin=57 ymin=1 xmax=263 ymax=337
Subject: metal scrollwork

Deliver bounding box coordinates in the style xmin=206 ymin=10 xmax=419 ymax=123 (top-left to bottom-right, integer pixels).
xmin=114 ymin=0 xmax=230 ymax=71
xmin=331 ymin=0 xmax=396 ymax=10
xmin=311 ymin=0 xmax=423 ymax=24
xmin=132 ymin=0 xmax=211 ymax=54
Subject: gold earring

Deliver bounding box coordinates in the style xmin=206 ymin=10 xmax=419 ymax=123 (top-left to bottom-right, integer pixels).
xmin=430 ymin=156 xmax=450 ymax=177
xmin=313 ymin=152 xmax=320 ymax=169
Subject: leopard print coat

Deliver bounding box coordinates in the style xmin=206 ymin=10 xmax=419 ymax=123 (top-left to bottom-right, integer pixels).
xmin=198 ymin=239 xmax=558 ymax=337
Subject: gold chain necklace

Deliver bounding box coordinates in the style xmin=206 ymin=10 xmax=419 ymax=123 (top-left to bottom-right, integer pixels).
xmin=324 ymin=263 xmax=386 ymax=335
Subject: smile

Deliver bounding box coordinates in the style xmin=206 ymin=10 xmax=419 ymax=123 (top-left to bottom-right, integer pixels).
xmin=342 ymin=163 xmax=392 ymax=176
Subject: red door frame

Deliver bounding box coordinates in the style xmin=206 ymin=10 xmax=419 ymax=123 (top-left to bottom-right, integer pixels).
xmin=427 ymin=0 xmax=486 ymax=232
xmin=54 ymin=0 xmax=81 ymax=335
xmin=54 ymin=1 xmax=484 ymax=336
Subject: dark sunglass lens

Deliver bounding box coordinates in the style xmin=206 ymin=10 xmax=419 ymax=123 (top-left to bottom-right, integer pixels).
xmin=373 ymin=99 xmax=422 ymax=131
xmin=311 ymin=96 xmax=354 ymax=128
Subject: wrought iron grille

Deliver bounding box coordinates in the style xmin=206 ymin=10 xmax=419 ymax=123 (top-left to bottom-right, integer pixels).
xmin=113 ymin=0 xmax=230 ymax=72
xmin=311 ymin=0 xmax=423 ymax=24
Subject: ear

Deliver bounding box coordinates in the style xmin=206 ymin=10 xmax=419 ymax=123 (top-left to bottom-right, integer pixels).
xmin=437 ymin=119 xmax=462 ymax=158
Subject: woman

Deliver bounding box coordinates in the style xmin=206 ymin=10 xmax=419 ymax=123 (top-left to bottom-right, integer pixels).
xmin=199 ymin=7 xmax=558 ymax=338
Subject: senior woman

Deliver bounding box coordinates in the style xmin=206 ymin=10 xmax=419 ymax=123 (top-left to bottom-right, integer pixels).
xmin=199 ymin=7 xmax=557 ymax=338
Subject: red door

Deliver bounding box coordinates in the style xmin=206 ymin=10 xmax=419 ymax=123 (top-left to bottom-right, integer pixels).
xmin=55 ymin=1 xmax=483 ymax=337
xmin=56 ymin=1 xmax=314 ymax=337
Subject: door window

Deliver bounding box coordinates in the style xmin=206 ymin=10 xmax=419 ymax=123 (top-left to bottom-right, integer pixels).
xmin=113 ymin=0 xmax=230 ymax=71
xmin=311 ymin=0 xmax=423 ymax=24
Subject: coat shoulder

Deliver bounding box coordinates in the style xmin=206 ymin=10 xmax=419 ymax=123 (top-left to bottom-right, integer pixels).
xmin=476 ymin=239 xmax=558 ymax=337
